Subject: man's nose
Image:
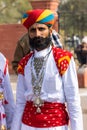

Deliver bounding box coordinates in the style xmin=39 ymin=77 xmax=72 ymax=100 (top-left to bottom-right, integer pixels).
xmin=35 ymin=29 xmax=41 ymax=37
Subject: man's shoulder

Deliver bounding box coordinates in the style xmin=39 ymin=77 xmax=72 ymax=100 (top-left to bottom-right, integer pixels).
xmin=19 ymin=33 xmax=28 ymax=41
xmin=52 ymin=47 xmax=72 ymax=76
xmin=18 ymin=33 xmax=29 ymax=46
xmin=17 ymin=52 xmax=33 ymax=75
xmin=52 ymin=47 xmax=72 ymax=58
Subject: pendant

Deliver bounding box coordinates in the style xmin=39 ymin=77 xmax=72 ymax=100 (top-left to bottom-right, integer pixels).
xmin=36 ymin=107 xmax=41 ymax=113
xmin=33 ymin=96 xmax=44 ymax=113
xmin=34 ymin=97 xmax=41 ymax=105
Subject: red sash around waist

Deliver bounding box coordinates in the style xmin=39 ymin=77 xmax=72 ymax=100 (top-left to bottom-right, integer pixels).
xmin=22 ymin=101 xmax=69 ymax=128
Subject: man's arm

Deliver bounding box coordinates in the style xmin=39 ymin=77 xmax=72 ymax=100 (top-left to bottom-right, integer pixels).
xmin=12 ymin=33 xmax=31 ymax=74
xmin=12 ymin=41 xmax=24 ymax=74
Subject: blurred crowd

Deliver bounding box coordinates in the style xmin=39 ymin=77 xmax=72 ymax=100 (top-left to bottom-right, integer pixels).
xmin=75 ymin=36 xmax=87 ymax=67
xmin=65 ymin=34 xmax=81 ymax=49
xmin=65 ymin=35 xmax=87 ymax=67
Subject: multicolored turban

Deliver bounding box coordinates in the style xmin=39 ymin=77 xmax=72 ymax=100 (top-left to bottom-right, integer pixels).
xmin=22 ymin=9 xmax=54 ymax=29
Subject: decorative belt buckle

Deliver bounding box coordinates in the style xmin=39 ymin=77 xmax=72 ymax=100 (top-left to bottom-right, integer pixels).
xmin=0 ymin=92 xmax=4 ymax=100
xmin=1 ymin=125 xmax=6 ymax=130
xmin=33 ymin=96 xmax=44 ymax=113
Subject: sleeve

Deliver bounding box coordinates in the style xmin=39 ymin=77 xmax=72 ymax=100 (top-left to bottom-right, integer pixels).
xmin=3 ymin=65 xmax=15 ymax=129
xmin=62 ymin=57 xmax=83 ymax=130
xmin=12 ymin=41 xmax=25 ymax=74
xmin=11 ymin=74 xmax=26 ymax=130
xmin=12 ymin=33 xmax=31 ymax=74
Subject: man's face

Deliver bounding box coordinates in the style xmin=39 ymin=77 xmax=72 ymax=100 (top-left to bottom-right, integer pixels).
xmin=28 ymin=23 xmax=52 ymax=51
xmin=82 ymin=43 xmax=87 ymax=51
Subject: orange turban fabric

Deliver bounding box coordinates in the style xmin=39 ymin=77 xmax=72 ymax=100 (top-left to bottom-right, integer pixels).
xmin=22 ymin=9 xmax=54 ymax=29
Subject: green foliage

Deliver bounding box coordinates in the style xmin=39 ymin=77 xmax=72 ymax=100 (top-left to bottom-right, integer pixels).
xmin=59 ymin=0 xmax=87 ymax=37
xmin=0 ymin=0 xmax=32 ymax=24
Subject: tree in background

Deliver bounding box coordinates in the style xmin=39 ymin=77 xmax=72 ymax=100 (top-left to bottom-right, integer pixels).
xmin=0 ymin=0 xmax=32 ymax=24
xmin=59 ymin=0 xmax=87 ymax=37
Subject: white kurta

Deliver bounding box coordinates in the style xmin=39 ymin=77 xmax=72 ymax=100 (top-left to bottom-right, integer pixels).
xmin=11 ymin=46 xmax=83 ymax=130
xmin=0 ymin=52 xmax=15 ymax=129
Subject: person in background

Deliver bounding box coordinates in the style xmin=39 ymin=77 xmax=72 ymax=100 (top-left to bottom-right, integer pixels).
xmin=11 ymin=9 xmax=83 ymax=130
xmin=12 ymin=30 xmax=62 ymax=74
xmin=0 ymin=52 xmax=15 ymax=130
xmin=12 ymin=33 xmax=31 ymax=74
xmin=75 ymin=35 xmax=81 ymax=47
xmin=80 ymin=36 xmax=87 ymax=66
xmin=81 ymin=36 xmax=87 ymax=51
xmin=65 ymin=35 xmax=72 ymax=50
xmin=75 ymin=36 xmax=87 ymax=67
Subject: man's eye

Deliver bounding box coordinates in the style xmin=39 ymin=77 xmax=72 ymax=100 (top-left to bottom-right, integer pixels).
xmin=30 ymin=29 xmax=36 ymax=32
xmin=39 ymin=28 xmax=45 ymax=31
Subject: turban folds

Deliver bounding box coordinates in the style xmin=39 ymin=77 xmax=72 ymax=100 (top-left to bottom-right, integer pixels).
xmin=82 ymin=36 xmax=87 ymax=44
xmin=22 ymin=9 xmax=54 ymax=29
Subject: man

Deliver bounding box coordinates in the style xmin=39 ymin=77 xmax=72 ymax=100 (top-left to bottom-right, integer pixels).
xmin=0 ymin=52 xmax=15 ymax=130
xmin=12 ymin=29 xmax=62 ymax=74
xmin=11 ymin=9 xmax=83 ymax=130
xmin=81 ymin=36 xmax=87 ymax=51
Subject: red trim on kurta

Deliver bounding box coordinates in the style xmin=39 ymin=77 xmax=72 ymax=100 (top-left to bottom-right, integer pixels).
xmin=17 ymin=52 xmax=33 ymax=75
xmin=18 ymin=47 xmax=72 ymax=76
xmin=0 ymin=113 xmax=6 ymax=120
xmin=52 ymin=47 xmax=72 ymax=76
xmin=4 ymin=59 xmax=8 ymax=75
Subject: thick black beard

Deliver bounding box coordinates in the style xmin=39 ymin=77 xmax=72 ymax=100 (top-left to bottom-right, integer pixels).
xmin=29 ymin=35 xmax=51 ymax=51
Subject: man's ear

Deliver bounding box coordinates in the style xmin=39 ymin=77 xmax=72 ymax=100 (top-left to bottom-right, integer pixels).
xmin=49 ymin=27 xmax=53 ymax=35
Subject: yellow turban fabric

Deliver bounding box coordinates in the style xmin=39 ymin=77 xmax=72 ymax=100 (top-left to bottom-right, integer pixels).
xmin=22 ymin=9 xmax=54 ymax=29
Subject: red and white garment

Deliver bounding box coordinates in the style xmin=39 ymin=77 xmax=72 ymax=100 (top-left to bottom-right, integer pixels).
xmin=0 ymin=53 xmax=8 ymax=129
xmin=0 ymin=52 xmax=15 ymax=129
xmin=11 ymin=46 xmax=83 ymax=130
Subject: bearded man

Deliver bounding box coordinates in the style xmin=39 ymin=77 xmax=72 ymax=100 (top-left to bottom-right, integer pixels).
xmin=11 ymin=9 xmax=83 ymax=130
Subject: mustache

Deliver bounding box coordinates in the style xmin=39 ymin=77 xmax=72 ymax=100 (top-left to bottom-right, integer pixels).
xmin=31 ymin=37 xmax=44 ymax=42
xmin=29 ymin=34 xmax=51 ymax=50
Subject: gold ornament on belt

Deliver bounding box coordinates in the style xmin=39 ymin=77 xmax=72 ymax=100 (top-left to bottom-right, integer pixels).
xmin=0 ymin=125 xmax=6 ymax=130
xmin=0 ymin=92 xmax=4 ymax=100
